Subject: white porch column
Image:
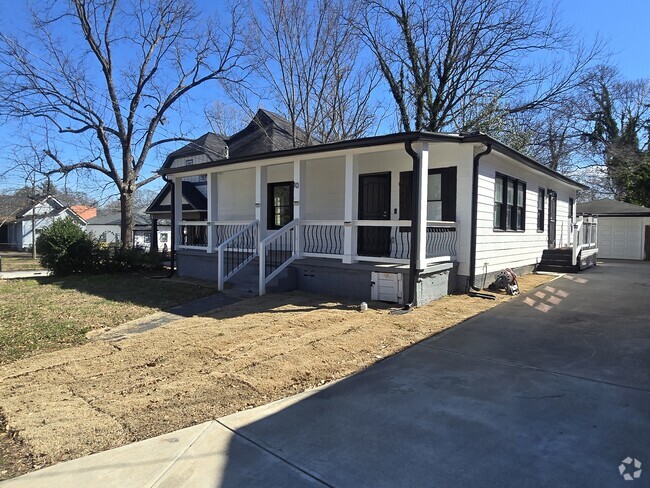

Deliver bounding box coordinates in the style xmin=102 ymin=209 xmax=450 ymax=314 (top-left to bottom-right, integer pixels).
xmin=255 ymin=165 xmax=268 ymax=232
xmin=343 ymin=153 xmax=358 ymax=264
xmin=417 ymin=143 xmax=429 ymax=270
xmin=173 ymin=176 xmax=183 ymax=248
xmin=206 ymin=172 xmax=218 ymax=253
xmin=293 ymin=159 xmax=305 ymax=255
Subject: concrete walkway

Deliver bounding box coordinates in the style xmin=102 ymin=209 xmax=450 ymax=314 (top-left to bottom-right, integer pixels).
xmin=90 ymin=293 xmax=241 ymax=341
xmin=3 ymin=260 xmax=649 ymax=487
xmin=0 ymin=269 xmax=51 ymax=279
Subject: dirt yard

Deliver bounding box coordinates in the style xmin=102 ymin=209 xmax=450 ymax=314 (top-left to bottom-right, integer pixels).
xmin=0 ymin=274 xmax=552 ymax=480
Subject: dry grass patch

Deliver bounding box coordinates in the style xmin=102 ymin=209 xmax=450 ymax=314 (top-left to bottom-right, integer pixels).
xmin=0 ymin=273 xmax=552 ymax=480
xmin=0 ymin=273 xmax=214 ymax=364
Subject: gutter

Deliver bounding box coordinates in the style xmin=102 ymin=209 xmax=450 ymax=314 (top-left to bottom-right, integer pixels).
xmin=468 ymin=144 xmax=496 ymax=300
xmin=162 ymin=175 xmax=176 ymax=278
xmin=404 ymin=140 xmax=422 ymax=309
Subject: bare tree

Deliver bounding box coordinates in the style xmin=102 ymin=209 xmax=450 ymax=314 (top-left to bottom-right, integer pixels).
xmin=581 ymin=66 xmax=650 ymax=205
xmin=357 ymin=0 xmax=603 ymax=133
xmin=0 ymin=0 xmax=247 ymax=247
xmin=244 ymin=0 xmax=379 ymax=145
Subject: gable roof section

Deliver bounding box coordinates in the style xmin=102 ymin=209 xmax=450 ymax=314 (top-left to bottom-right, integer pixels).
xmin=577 ymin=199 xmax=650 ymax=216
xmin=160 ymin=131 xmax=587 ymax=190
xmin=162 ymin=132 xmax=229 ymax=169
xmin=146 ymin=181 xmax=207 ymax=214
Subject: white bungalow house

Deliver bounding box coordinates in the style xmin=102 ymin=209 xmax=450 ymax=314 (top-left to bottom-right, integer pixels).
xmin=151 ymin=109 xmax=597 ymax=305
xmin=0 ymin=195 xmax=87 ymax=250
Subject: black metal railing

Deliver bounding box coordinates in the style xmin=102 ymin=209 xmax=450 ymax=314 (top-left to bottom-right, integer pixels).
xmin=221 ymin=222 xmax=258 ymax=281
xmin=180 ymin=223 xmax=208 ymax=247
xmin=303 ymin=224 xmax=344 ymax=255
xmin=264 ymin=227 xmax=295 ymax=279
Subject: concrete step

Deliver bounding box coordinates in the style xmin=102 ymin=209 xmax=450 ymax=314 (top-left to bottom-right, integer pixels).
xmin=536 ymin=263 xmax=578 ymax=273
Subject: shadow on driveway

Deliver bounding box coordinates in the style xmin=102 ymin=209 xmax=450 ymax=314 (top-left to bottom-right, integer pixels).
xmin=216 ymin=260 xmax=650 ymax=487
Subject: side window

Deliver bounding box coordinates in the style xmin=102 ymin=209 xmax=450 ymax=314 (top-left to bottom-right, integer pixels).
xmin=267 ymin=182 xmax=294 ymax=230
xmin=494 ymin=173 xmax=526 ymax=231
xmin=494 ymin=175 xmax=504 ymax=229
xmin=537 ymin=188 xmax=545 ymax=231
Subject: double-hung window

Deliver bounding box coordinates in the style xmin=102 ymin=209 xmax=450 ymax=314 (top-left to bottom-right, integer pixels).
xmin=537 ymin=188 xmax=545 ymax=231
xmin=494 ymin=173 xmax=526 ymax=231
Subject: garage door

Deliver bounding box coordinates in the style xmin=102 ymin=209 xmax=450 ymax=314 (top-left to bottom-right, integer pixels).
xmin=597 ymin=217 xmax=643 ymax=260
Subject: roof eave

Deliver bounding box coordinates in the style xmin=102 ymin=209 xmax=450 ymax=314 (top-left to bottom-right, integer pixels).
xmin=159 ymin=130 xmax=588 ymax=191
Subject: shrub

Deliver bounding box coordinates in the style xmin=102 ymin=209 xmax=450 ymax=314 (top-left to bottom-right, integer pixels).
xmin=37 ymin=218 xmax=165 ymax=275
xmin=37 ymin=217 xmax=95 ymax=275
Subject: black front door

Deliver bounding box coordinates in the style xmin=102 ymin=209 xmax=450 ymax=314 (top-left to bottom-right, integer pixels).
xmin=358 ymin=172 xmax=391 ymax=257
xmin=548 ymin=190 xmax=557 ymax=249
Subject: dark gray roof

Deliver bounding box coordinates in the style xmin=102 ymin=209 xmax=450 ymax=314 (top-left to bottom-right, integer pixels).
xmin=161 ymin=130 xmax=588 ymax=190
xmin=161 ymin=109 xmax=310 ymax=170
xmin=162 ymin=133 xmax=229 ymax=168
xmin=577 ymin=199 xmax=650 ymax=216
xmin=0 ymin=195 xmax=32 ymax=220
xmin=87 ymin=209 xmax=151 ymax=226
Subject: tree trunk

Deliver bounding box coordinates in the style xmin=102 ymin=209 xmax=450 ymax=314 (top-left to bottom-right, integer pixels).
xmin=120 ymin=190 xmax=135 ymax=248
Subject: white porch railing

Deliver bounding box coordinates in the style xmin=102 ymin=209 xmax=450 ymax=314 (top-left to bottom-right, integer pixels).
xmin=259 ymin=218 xmax=300 ymax=295
xmin=572 ymin=215 xmax=598 ymax=265
xmin=217 ymin=220 xmax=259 ymax=290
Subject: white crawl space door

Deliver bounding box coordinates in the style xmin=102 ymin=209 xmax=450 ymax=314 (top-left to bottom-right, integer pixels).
xmin=371 ymin=272 xmax=404 ymax=304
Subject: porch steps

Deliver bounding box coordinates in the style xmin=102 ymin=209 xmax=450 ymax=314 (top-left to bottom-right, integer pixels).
xmin=223 ymin=257 xmax=296 ymax=297
xmin=536 ymin=248 xmax=578 ymax=273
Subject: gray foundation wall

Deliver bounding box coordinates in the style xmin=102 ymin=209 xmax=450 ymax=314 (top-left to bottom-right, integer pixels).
xmin=294 ymin=260 xmax=458 ymax=306
xmin=176 ymin=250 xmax=459 ymax=306
xmin=176 ymin=250 xmax=220 ymax=282
xmin=416 ymin=263 xmax=459 ymax=306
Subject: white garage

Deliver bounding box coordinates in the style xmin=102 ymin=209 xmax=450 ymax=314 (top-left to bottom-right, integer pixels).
xmin=577 ymin=199 xmax=650 ymax=261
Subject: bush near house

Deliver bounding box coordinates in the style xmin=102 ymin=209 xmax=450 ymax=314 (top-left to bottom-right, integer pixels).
xmin=36 ymin=217 xmax=164 ymax=275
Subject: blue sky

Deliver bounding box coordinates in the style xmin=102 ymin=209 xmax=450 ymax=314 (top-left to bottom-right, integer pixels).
xmin=559 ymin=0 xmax=650 ymax=79
xmin=0 ymin=0 xmax=648 ymax=199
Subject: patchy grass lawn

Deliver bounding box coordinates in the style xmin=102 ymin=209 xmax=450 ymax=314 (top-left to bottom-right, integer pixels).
xmin=0 ymin=273 xmax=215 ymax=364
xmin=0 ymin=273 xmax=553 ymax=480
xmin=0 ymin=257 xmax=42 ymax=272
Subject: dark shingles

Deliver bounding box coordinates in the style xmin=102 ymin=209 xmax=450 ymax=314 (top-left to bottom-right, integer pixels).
xmin=577 ymin=199 xmax=650 ymax=216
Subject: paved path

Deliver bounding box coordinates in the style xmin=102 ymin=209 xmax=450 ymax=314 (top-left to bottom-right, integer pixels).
xmin=91 ymin=293 xmax=240 ymax=341
xmin=0 ymin=269 xmax=51 ymax=279
xmin=3 ymin=260 xmax=649 ymax=487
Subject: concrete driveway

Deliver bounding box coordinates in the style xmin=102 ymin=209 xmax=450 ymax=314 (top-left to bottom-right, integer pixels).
xmin=5 ymin=260 xmax=650 ymax=487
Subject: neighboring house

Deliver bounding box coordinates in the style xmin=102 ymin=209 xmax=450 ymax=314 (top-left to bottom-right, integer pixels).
xmin=578 ymin=199 xmax=650 ymax=260
xmin=86 ymin=210 xmax=170 ymax=251
xmin=153 ymin=110 xmax=596 ymax=305
xmin=70 ymin=205 xmax=97 ymax=221
xmin=0 ymin=195 xmax=87 ymax=250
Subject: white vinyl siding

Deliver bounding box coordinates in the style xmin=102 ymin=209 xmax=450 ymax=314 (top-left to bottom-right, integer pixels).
xmin=474 ymin=152 xmax=577 ymax=276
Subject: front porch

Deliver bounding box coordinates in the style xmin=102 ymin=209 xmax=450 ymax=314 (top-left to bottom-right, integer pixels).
xmin=170 ymin=142 xmax=467 ymax=303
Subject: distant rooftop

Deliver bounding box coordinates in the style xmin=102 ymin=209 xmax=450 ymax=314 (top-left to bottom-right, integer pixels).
xmin=577 ymin=199 xmax=650 ymax=216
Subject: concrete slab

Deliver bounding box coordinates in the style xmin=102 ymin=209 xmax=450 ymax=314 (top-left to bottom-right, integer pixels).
xmin=0 ymin=423 xmax=214 ymax=488
xmin=0 ymin=270 xmax=51 ymax=279
xmin=4 ymin=259 xmax=649 ymax=487
xmin=219 ymin=345 xmax=650 ymax=487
